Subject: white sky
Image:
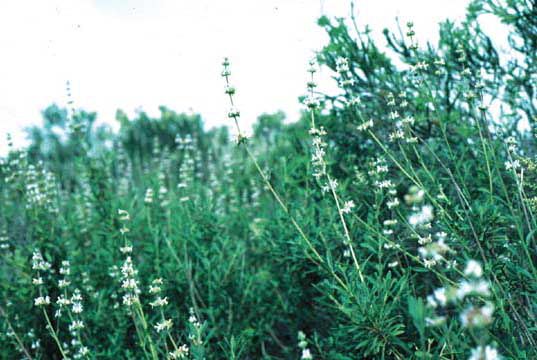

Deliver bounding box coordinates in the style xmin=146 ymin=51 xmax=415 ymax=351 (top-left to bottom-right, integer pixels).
xmin=0 ymin=0 xmax=476 ymax=155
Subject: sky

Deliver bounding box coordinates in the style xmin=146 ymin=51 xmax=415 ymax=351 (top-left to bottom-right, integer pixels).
xmin=0 ymin=0 xmax=477 ymax=155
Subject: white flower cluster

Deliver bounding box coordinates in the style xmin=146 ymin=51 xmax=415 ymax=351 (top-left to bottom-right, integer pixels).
xmin=24 ymin=162 xmax=60 ymax=214
xmin=386 ymin=92 xmax=418 ymax=144
xmin=335 ymin=57 xmax=356 ymax=88
xmin=425 ymin=260 xmax=500 ymax=359
xmin=357 ymin=119 xmax=374 ymax=132
xmin=69 ymin=288 xmax=90 ymax=358
xmin=155 ymin=318 xmax=173 ymax=333
xmin=504 ymin=136 xmax=521 ymax=173
xmin=408 ymin=205 xmax=434 ymax=227
xmin=370 ymin=157 xmax=400 ymax=209
xmin=32 ymin=252 xmax=91 ymax=358
xmin=34 ymin=296 xmax=51 ymax=307
xmin=469 ymin=345 xmax=500 ymax=360
xmin=309 ymin=126 xmax=328 ymax=181
xmin=341 ymin=200 xmax=355 ymax=214
xmin=0 ymin=228 xmax=9 ymax=250
xmin=118 ymin=209 xmax=130 ymax=235
xmin=158 ymin=172 xmax=170 ymax=207
xmin=144 ymin=188 xmax=154 ymax=204
xmin=176 ymin=134 xmax=198 ymax=195
xmin=120 ymin=256 xmax=141 ymax=307
xmin=149 ymin=278 xmax=169 ymax=308
xmin=298 ymin=331 xmax=313 ymax=359
xmin=187 ymin=308 xmax=204 ymax=347
xmin=32 ymin=250 xmax=52 ymax=272
xmin=304 ymin=59 xmax=320 ymax=110
xmin=169 ymin=344 xmax=190 ymax=359
xmin=417 ymin=231 xmax=452 ymax=267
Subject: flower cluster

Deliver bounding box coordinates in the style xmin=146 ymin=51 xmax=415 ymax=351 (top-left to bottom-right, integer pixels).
xmin=385 ymin=92 xmax=417 ymax=144
xmin=425 ymin=260 xmax=500 ymax=359
xmin=149 ymin=278 xmax=172 ymax=332
xmin=0 ymin=227 xmax=10 ymax=251
xmin=221 ymin=58 xmax=248 ymax=144
xmin=297 ymin=331 xmax=313 ymax=359
xmin=117 ymin=209 xmax=141 ymax=307
xmin=169 ymin=344 xmax=190 ymax=359
xmin=24 ymin=162 xmax=60 ymax=214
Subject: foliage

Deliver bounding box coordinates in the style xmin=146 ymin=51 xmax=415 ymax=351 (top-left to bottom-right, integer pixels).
xmin=0 ymin=0 xmax=536 ymax=359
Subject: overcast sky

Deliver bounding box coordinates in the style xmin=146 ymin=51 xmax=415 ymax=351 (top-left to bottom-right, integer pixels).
xmin=0 ymin=0 xmax=475 ymax=155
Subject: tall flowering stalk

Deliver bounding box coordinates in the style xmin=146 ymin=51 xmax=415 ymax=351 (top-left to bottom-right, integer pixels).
xmin=31 ymin=250 xmax=69 ymax=358
xmin=117 ymin=209 xmax=159 ymax=360
xmin=305 ymin=59 xmax=364 ymax=283
xmin=221 ymin=57 xmax=359 ymax=297
xmin=56 ymin=260 xmax=90 ymax=359
xmin=220 ymin=58 xmax=324 ymax=265
xmin=149 ymin=277 xmax=190 ymax=359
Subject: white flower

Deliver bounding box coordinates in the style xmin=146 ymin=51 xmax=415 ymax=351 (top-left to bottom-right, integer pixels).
xmin=77 ymin=346 xmax=90 ymax=357
xmin=469 ymin=345 xmax=500 ymax=360
xmin=301 ymin=348 xmax=313 ymax=359
xmin=357 ymin=119 xmax=374 ymax=131
xmin=402 ymin=116 xmax=415 ymax=125
xmin=120 ymin=246 xmax=133 ymax=254
xmin=155 ymin=318 xmax=173 ymax=332
xmin=150 ymin=297 xmax=169 ymax=308
xmin=56 ymin=295 xmax=71 ymax=307
xmin=34 ymin=296 xmax=50 ymax=306
xmin=404 ymin=186 xmax=425 ymax=204
xmin=32 ymin=251 xmax=51 ymax=271
xmin=408 ymin=205 xmax=434 ymax=226
xmin=335 ymin=57 xmax=349 ymax=73
xmin=464 ymin=260 xmax=483 ymax=278
xmin=169 ymin=344 xmax=189 ymax=359
xmin=457 ymin=280 xmax=490 ymax=299
xmin=59 ymin=261 xmax=71 ymax=275
xmin=339 ymin=78 xmax=355 ymax=87
xmin=387 ymin=198 xmax=400 ymax=208
xmin=341 ymin=200 xmax=355 ymax=214
xmin=118 ymin=209 xmax=130 ymax=221
xmin=460 ymin=303 xmax=494 ymax=328
xmin=389 ymin=130 xmax=405 ymax=142
xmin=122 ymin=278 xmax=138 ymax=290
xmin=58 ymin=279 xmax=71 ymax=288
xmin=433 ymin=287 xmax=447 ymax=306
xmin=122 ymin=293 xmax=138 ymax=306
xmin=423 ymin=259 xmax=437 ymax=268
xmin=72 ymin=302 xmax=83 ymax=314
xmin=505 ymin=160 xmax=516 ymax=171
xmin=71 ymin=290 xmax=83 ymax=302
xmin=144 ymin=188 xmax=154 ymax=204
xmin=69 ymin=320 xmax=85 ymax=332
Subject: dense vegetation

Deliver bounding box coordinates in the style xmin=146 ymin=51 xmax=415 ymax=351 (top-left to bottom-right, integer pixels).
xmin=1 ymin=0 xmax=536 ymax=359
